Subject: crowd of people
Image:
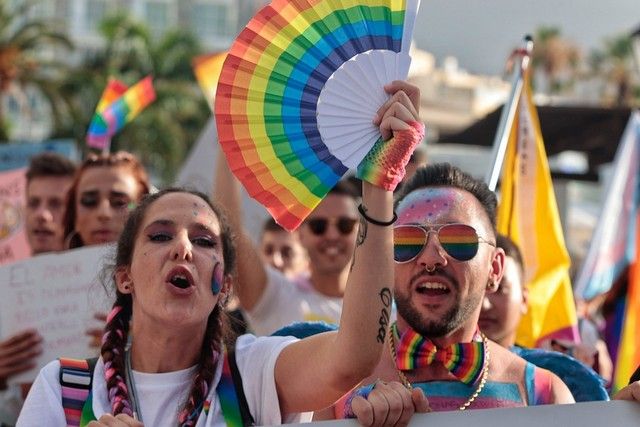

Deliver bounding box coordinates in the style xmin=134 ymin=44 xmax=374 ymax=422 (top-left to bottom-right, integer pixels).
xmin=0 ymin=80 xmax=639 ymax=426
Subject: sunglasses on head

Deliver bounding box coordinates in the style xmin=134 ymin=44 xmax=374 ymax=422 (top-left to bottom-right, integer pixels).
xmin=306 ymin=217 xmax=358 ymax=236
xmin=393 ymin=223 xmax=495 ymax=263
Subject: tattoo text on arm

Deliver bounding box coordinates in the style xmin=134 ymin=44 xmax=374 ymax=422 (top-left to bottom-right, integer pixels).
xmin=376 ymin=287 xmax=392 ymax=343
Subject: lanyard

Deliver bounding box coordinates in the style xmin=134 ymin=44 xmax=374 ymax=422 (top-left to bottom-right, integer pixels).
xmin=124 ymin=350 xmax=144 ymax=422
xmin=123 ymin=349 xmax=245 ymax=426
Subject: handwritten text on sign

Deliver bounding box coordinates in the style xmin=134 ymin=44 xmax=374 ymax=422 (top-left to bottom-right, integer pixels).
xmin=0 ymin=245 xmax=113 ymax=384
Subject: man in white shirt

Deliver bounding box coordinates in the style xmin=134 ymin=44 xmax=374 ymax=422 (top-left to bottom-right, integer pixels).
xmin=215 ymin=154 xmax=360 ymax=335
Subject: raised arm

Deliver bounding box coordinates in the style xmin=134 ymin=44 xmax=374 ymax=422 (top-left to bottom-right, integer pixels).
xmin=274 ymin=81 xmax=424 ymax=414
xmin=213 ymin=148 xmax=267 ymax=311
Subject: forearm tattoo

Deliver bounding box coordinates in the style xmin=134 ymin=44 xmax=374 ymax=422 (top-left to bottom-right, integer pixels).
xmin=376 ymin=287 xmax=392 ymax=343
xmin=356 ymin=216 xmax=368 ymax=247
xmin=350 ymin=217 xmax=368 ymax=271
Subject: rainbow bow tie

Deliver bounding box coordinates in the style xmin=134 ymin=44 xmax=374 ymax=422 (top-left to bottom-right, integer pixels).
xmin=391 ymin=323 xmax=486 ymax=385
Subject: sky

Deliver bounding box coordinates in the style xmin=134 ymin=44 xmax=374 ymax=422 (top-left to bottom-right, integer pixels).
xmin=412 ymin=0 xmax=640 ymax=75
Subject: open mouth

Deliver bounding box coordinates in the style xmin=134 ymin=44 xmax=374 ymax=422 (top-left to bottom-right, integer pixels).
xmin=416 ymin=282 xmax=451 ymax=297
xmin=166 ymin=267 xmax=195 ymax=290
xmin=170 ymin=275 xmax=191 ymax=289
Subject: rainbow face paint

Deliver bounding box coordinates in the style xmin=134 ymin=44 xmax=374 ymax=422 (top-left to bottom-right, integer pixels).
xmin=397 ymin=188 xmax=463 ymax=225
xmin=211 ymin=261 xmax=223 ymax=295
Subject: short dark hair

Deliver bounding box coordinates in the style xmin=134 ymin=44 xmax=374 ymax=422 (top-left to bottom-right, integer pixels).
xmin=26 ymin=152 xmax=76 ymax=183
xmin=262 ymin=217 xmax=286 ymax=233
xmin=496 ymin=234 xmax=525 ymax=277
xmin=329 ymin=178 xmax=360 ymax=200
xmin=396 ymin=163 xmax=498 ymax=231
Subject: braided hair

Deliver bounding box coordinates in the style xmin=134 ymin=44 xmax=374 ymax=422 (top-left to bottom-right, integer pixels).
xmin=100 ymin=188 xmax=236 ymax=425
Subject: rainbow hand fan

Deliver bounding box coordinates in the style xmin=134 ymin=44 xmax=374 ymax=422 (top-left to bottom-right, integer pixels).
xmin=215 ymin=0 xmax=421 ymax=231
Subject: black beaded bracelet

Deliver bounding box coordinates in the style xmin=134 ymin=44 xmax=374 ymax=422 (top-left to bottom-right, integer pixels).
xmin=357 ymin=204 xmax=398 ymax=226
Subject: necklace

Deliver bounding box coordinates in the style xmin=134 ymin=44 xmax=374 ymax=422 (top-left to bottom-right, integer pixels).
xmin=387 ymin=327 xmax=490 ymax=411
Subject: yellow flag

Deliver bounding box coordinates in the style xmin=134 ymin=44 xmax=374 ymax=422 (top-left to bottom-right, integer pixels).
xmin=192 ymin=51 xmax=227 ymax=112
xmin=497 ymin=71 xmax=579 ymax=347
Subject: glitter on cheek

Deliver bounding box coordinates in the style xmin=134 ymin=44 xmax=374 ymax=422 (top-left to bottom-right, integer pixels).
xmin=397 ymin=188 xmax=460 ymax=224
xmin=211 ymin=261 xmax=223 ymax=295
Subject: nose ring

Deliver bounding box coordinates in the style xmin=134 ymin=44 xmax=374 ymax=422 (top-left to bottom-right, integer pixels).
xmin=425 ymin=265 xmax=436 ymax=274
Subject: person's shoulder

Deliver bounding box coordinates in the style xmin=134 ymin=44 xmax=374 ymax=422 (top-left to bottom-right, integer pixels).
xmin=514 ymin=346 xmax=607 ymax=402
xmin=488 ymin=341 xmax=529 ymax=371
xmin=235 ymin=333 xmax=298 ymax=354
xmin=40 ymin=359 xmax=63 ymax=380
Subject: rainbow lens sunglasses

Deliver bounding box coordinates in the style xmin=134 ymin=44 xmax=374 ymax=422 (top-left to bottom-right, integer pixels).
xmin=393 ymin=223 xmax=495 ymax=263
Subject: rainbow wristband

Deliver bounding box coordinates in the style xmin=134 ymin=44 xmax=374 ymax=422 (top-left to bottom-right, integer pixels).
xmin=356 ymin=121 xmax=426 ymax=191
xmin=341 ymin=383 xmax=376 ymax=419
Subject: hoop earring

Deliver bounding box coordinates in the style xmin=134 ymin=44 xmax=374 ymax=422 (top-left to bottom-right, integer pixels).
xmin=64 ymin=230 xmax=83 ymax=249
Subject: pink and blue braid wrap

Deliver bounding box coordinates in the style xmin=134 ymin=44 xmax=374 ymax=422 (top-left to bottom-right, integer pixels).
xmin=356 ymin=121 xmax=425 ymax=191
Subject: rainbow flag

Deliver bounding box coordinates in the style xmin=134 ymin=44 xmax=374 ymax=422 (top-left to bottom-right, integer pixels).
xmin=613 ymin=214 xmax=640 ymax=391
xmin=95 ymin=78 xmax=128 ymax=113
xmin=574 ymin=112 xmax=640 ymax=300
xmin=496 ymin=70 xmax=579 ymax=348
xmin=576 ymin=112 xmax=640 ymax=391
xmin=86 ymin=76 xmax=156 ymax=150
xmin=192 ymin=52 xmax=227 ymax=112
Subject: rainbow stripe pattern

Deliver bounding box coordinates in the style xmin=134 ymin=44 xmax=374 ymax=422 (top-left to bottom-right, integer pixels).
xmin=215 ymin=0 xmax=419 ymax=230
xmin=96 ymin=78 xmax=128 ymax=113
xmin=356 ymin=120 xmax=425 ymax=191
xmin=217 ymin=352 xmax=243 ymax=427
xmin=392 ymin=323 xmax=485 ymax=385
xmin=393 ymin=224 xmax=481 ymax=263
xmin=87 ymin=76 xmax=156 ymax=150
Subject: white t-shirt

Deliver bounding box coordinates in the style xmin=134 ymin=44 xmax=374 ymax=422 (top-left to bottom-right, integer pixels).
xmin=245 ymin=268 xmax=342 ymax=336
xmin=16 ymin=335 xmax=311 ymax=426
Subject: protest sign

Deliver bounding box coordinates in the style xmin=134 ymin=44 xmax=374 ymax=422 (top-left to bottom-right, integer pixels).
xmin=0 ymin=139 xmax=78 ymax=172
xmin=297 ymin=400 xmax=640 ymax=427
xmin=0 ymin=168 xmax=30 ymax=266
xmin=0 ymin=244 xmax=112 ymax=384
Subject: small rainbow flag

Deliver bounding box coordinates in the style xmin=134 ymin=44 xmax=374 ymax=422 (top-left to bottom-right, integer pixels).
xmin=86 ymin=75 xmax=156 ymax=151
xmin=192 ymin=51 xmax=227 ymax=112
xmin=95 ymin=78 xmax=128 ymax=113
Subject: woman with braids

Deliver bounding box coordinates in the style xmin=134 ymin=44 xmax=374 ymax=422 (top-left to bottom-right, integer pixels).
xmin=16 ymin=81 xmax=429 ymax=426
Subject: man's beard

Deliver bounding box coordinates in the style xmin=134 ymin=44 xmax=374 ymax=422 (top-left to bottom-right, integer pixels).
xmin=394 ymin=285 xmax=484 ymax=338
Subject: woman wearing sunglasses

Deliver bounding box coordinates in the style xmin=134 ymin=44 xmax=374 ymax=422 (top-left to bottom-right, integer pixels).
xmin=63 ymin=151 xmax=151 ymax=249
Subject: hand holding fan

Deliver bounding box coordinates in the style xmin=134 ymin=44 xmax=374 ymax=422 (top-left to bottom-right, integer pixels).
xmin=215 ymin=0 xmax=421 ymax=230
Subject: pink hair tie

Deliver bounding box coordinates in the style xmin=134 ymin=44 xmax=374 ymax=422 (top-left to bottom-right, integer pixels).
xmin=106 ymin=306 xmax=123 ymax=323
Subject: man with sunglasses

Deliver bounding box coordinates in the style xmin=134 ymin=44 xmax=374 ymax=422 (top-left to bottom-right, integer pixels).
xmin=330 ymin=163 xmax=574 ymax=419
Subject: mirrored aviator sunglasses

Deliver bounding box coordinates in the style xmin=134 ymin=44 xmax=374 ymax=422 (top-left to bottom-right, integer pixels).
xmin=306 ymin=217 xmax=358 ymax=236
xmin=393 ymin=223 xmax=494 ymax=263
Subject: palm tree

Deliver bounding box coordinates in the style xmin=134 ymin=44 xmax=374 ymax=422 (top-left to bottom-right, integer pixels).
xmin=0 ymin=0 xmax=73 ymax=140
xmin=603 ymin=34 xmax=634 ymax=105
xmin=531 ymin=26 xmax=581 ymax=95
xmin=58 ymin=13 xmax=209 ymax=184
